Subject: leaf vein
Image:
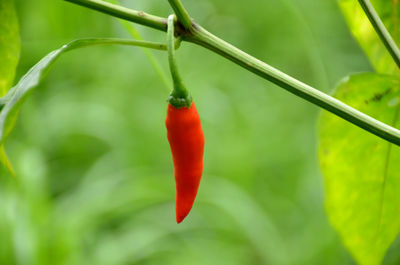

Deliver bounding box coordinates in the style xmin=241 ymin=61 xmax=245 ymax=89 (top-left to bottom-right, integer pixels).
xmin=376 ymin=99 xmax=400 ymax=237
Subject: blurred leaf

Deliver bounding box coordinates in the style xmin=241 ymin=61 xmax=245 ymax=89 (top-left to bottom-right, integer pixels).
xmin=202 ymin=178 xmax=289 ymax=265
xmin=0 ymin=38 xmax=164 ymax=145
xmin=0 ymin=0 xmax=20 ymax=96
xmin=0 ymin=145 xmax=15 ymax=177
xmin=318 ymin=73 xmax=400 ymax=265
xmin=106 ymin=0 xmax=171 ymax=90
xmin=339 ymin=0 xmax=400 ymax=75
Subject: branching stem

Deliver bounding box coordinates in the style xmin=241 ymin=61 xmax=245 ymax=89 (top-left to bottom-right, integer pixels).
xmin=189 ymin=25 xmax=400 ymax=145
xmin=64 ymin=0 xmax=400 ymax=146
xmin=167 ymin=0 xmax=193 ymax=31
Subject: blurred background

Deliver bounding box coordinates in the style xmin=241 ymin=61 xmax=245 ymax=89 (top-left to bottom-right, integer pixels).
xmin=1 ymin=0 xmax=399 ymax=264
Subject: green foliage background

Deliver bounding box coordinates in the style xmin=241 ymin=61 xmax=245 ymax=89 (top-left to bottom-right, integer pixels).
xmin=1 ymin=0 xmax=400 ymax=264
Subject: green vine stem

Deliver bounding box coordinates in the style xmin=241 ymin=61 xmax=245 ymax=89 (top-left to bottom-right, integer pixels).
xmin=0 ymin=37 xmax=169 ymax=106
xmin=358 ymin=0 xmax=400 ymax=69
xmin=167 ymin=15 xmax=192 ymax=108
xmin=0 ymin=38 xmax=171 ymax=106
xmin=65 ymin=0 xmax=167 ymax=31
xmin=189 ymin=25 xmax=400 ymax=145
xmin=167 ymin=0 xmax=193 ymax=31
xmin=64 ymin=0 xmax=400 ymax=146
xmin=64 ymin=37 xmax=170 ymax=50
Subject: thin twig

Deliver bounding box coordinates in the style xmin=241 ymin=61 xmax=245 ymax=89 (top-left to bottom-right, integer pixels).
xmin=65 ymin=0 xmax=167 ymax=31
xmin=358 ymin=0 xmax=400 ymax=69
xmin=167 ymin=0 xmax=193 ymax=31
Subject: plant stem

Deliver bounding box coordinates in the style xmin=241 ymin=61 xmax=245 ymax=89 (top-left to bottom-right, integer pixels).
xmin=64 ymin=0 xmax=400 ymax=146
xmin=64 ymin=0 xmax=167 ymax=31
xmin=167 ymin=0 xmax=193 ymax=31
xmin=64 ymin=38 xmax=169 ymax=50
xmin=188 ymin=25 xmax=400 ymax=145
xmin=0 ymin=37 xmax=170 ymax=107
xmin=358 ymin=0 xmax=400 ymax=69
xmin=167 ymin=15 xmax=191 ymax=108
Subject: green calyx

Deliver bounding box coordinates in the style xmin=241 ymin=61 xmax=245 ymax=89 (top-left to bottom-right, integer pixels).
xmin=168 ymin=85 xmax=192 ymax=108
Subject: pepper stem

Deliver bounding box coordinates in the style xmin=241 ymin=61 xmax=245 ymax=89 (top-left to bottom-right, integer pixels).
xmin=167 ymin=14 xmax=192 ymax=108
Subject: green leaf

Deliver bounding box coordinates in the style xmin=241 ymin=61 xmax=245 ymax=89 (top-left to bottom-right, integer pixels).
xmin=339 ymin=0 xmax=400 ymax=75
xmin=0 ymin=38 xmax=167 ymax=145
xmin=0 ymin=0 xmax=20 ymax=96
xmin=0 ymin=0 xmax=20 ymax=176
xmin=0 ymin=145 xmax=15 ymax=177
xmin=318 ymin=73 xmax=400 ymax=265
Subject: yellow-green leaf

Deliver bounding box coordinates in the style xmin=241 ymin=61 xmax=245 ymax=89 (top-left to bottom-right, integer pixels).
xmin=0 ymin=145 xmax=15 ymax=177
xmin=0 ymin=0 xmax=20 ymax=96
xmin=339 ymin=0 xmax=400 ymax=75
xmin=319 ymin=73 xmax=400 ymax=265
xmin=0 ymin=0 xmax=20 ymax=176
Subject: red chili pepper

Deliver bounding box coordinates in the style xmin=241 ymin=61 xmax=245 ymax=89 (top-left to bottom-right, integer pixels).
xmin=165 ymin=102 xmax=205 ymax=223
